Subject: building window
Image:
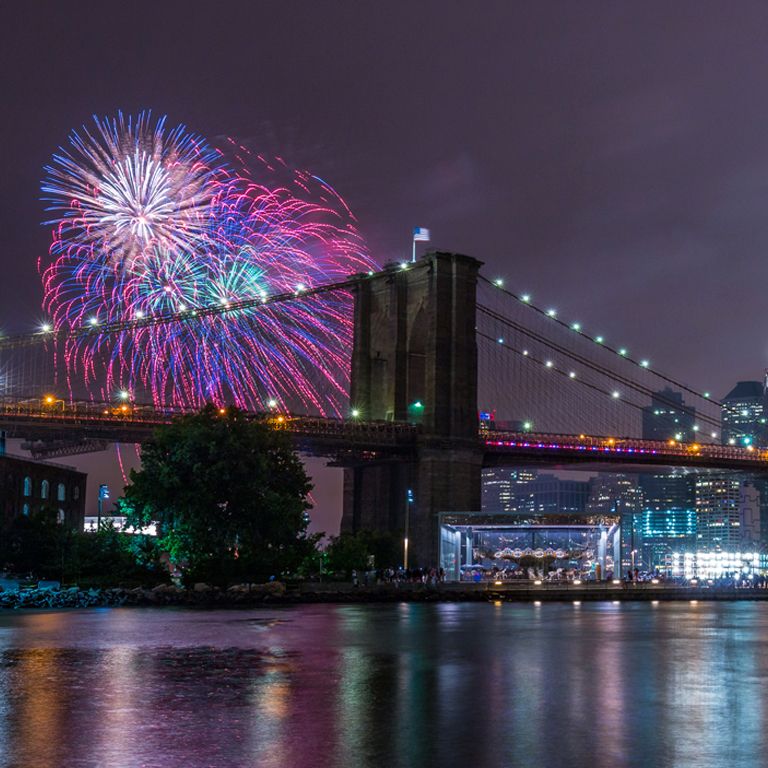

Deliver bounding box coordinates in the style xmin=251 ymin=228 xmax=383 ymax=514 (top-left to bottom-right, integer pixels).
xmin=57 ymin=483 xmax=66 ymax=502
xmin=57 ymin=509 xmax=65 ymax=524
xmin=41 ymin=480 xmax=49 ymax=499
xmin=73 ymin=486 xmax=80 ymax=501
xmin=22 ymin=503 xmax=30 ymax=516
xmin=23 ymin=477 xmax=31 ymax=497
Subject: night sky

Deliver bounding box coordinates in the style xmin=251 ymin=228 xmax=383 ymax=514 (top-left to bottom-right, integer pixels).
xmin=1 ymin=2 xmax=767 ymax=532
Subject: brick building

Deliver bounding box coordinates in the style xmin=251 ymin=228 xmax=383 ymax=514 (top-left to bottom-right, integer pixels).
xmin=0 ymin=452 xmax=87 ymax=531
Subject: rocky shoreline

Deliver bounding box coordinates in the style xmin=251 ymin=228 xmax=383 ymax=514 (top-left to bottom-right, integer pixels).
xmin=3 ymin=581 xmax=768 ymax=610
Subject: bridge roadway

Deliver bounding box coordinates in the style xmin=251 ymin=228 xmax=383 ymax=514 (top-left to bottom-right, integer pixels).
xmin=0 ymin=399 xmax=764 ymax=472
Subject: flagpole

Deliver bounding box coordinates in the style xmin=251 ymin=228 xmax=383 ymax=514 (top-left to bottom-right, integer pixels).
xmin=412 ymin=237 xmax=416 ymax=263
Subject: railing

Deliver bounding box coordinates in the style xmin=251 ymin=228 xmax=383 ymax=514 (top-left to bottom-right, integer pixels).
xmin=484 ymin=430 xmax=768 ymax=464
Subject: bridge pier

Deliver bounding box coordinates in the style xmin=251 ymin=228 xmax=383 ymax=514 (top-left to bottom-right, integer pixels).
xmin=342 ymin=251 xmax=483 ymax=567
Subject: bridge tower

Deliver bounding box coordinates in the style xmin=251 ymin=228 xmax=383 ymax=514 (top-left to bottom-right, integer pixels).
xmin=341 ymin=251 xmax=483 ymax=567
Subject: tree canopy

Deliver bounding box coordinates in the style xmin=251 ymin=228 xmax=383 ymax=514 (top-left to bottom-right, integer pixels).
xmin=121 ymin=405 xmax=315 ymax=584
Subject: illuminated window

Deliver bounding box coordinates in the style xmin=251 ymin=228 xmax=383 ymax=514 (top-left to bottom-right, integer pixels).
xmin=41 ymin=480 xmax=49 ymax=499
xmin=23 ymin=477 xmax=31 ymax=497
xmin=22 ymin=503 xmax=30 ymax=516
xmin=57 ymin=483 xmax=66 ymax=502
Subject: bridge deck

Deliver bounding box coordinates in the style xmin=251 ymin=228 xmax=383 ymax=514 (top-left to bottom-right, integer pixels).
xmin=0 ymin=400 xmax=763 ymax=472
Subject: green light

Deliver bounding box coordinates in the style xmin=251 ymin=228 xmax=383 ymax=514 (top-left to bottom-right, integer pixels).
xmin=618 ymin=348 xmax=627 ymax=356
xmin=703 ymin=392 xmax=710 ymax=399
xmin=523 ymin=421 xmax=532 ymax=430
xmin=595 ymin=336 xmax=604 ymax=344
xmin=351 ymin=409 xmax=360 ymax=418
xmin=571 ymin=322 xmax=581 ymax=331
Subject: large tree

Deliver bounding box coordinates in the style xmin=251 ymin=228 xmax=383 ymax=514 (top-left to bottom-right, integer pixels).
xmin=121 ymin=405 xmax=315 ymax=584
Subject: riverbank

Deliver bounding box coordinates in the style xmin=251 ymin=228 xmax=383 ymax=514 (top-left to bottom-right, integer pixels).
xmin=3 ymin=580 xmax=768 ymax=609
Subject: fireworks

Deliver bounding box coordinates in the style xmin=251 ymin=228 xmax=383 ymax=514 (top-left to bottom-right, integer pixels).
xmin=42 ymin=112 xmax=224 ymax=266
xmin=40 ymin=112 xmax=376 ymax=414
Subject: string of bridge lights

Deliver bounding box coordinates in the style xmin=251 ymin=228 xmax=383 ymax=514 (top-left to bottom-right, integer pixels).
xmin=477 ymin=329 xmax=722 ymax=441
xmin=0 ymin=274 xmax=368 ymax=351
xmin=483 ymin=275 xmax=720 ymax=408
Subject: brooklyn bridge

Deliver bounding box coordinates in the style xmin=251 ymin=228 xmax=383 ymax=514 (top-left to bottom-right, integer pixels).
xmin=0 ymin=251 xmax=759 ymax=565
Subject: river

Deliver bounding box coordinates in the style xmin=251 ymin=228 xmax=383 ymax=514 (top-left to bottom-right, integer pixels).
xmin=0 ymin=602 xmax=765 ymax=767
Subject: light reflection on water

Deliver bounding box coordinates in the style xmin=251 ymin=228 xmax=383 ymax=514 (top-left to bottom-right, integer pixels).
xmin=0 ymin=602 xmax=767 ymax=767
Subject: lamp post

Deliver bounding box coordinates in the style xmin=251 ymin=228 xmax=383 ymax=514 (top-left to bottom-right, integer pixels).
xmin=404 ymin=488 xmax=414 ymax=569
xmin=97 ymin=483 xmax=109 ymax=530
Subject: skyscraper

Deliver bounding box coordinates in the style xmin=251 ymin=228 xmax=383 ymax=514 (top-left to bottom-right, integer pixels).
xmin=639 ymin=389 xmax=697 ymax=569
xmin=695 ymin=476 xmax=741 ymax=551
xmin=721 ymin=378 xmax=768 ymax=447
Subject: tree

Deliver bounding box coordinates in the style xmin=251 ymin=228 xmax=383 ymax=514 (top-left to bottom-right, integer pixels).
xmin=324 ymin=530 xmax=400 ymax=577
xmin=121 ymin=404 xmax=314 ymax=584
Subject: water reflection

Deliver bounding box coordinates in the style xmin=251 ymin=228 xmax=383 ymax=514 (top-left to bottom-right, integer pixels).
xmin=0 ymin=603 xmax=767 ymax=767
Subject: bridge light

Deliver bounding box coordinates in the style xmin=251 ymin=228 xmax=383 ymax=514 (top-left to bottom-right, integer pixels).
xmin=545 ymin=360 xmax=553 ymax=368
xmin=568 ymin=371 xmax=576 ymax=378
xmin=118 ymin=390 xmax=130 ymax=400
xmin=351 ymin=409 xmax=360 ymax=418
xmin=595 ymin=336 xmax=604 ymax=344
xmin=40 ymin=322 xmax=52 ymax=332
xmin=497 ymin=337 xmax=504 ymax=344
xmin=703 ymin=392 xmax=711 ymax=399
xmin=692 ymin=425 xmax=699 ymax=432
xmin=607 ymin=438 xmax=615 ymax=446
xmin=711 ymin=431 xmax=717 ymax=438
xmin=276 ymin=415 xmax=285 ymax=423
xmin=219 ymin=408 xmax=226 ymax=415
xmin=522 ymin=349 xmax=529 ymax=356
xmin=668 ymin=439 xmax=676 ymax=445
xmin=571 ymin=322 xmax=581 ymax=331
xmin=295 ymin=283 xmax=307 ymax=292
xmin=748 ymin=445 xmax=755 ymax=452
xmin=134 ymin=310 xmax=144 ymax=319
xmin=743 ymin=436 xmax=753 ymax=445
xmin=412 ymin=401 xmax=423 ymax=408
xmin=44 ymin=395 xmax=54 ymax=405
xmin=546 ymin=309 xmax=557 ymax=317
xmin=618 ymin=348 xmax=627 ymax=356
xmin=88 ymin=317 xmax=99 ymax=326
xmin=120 ymin=404 xmax=128 ymax=413
xmin=520 ymin=294 xmax=531 ymax=302
xmin=267 ymin=399 xmax=278 ymax=409
xmin=675 ymin=432 xmax=683 ymax=440
xmin=367 ymin=271 xmax=374 ymax=276
xmin=612 ymin=391 xmax=620 ymax=398
xmin=579 ymin=434 xmax=585 ymax=439
xmin=640 ymin=360 xmax=649 ymax=368
xmin=494 ymin=278 xmax=504 ymax=287
xmin=728 ymin=438 xmax=736 ymax=445
xmin=178 ymin=303 xmax=187 ymax=312
xmin=523 ymin=421 xmax=532 ymax=430
xmin=399 ymin=262 xmax=408 ymax=270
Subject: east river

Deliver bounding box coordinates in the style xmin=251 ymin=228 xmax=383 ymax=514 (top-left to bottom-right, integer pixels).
xmin=0 ymin=602 xmax=766 ymax=767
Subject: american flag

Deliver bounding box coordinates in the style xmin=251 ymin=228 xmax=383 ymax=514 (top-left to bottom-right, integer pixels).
xmin=413 ymin=227 xmax=430 ymax=241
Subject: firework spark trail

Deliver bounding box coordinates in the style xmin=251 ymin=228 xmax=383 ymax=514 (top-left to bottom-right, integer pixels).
xmin=41 ymin=112 xmax=377 ymax=414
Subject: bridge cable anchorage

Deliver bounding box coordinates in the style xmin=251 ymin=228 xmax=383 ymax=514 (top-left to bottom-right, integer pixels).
xmin=477 ymin=330 xmax=720 ymax=437
xmin=0 ymin=274 xmax=369 ymax=351
xmin=476 ymin=302 xmax=722 ymax=433
xmin=479 ymin=274 xmax=720 ymax=408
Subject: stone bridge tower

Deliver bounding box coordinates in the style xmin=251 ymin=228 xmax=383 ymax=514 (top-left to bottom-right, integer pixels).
xmin=341 ymin=251 xmax=483 ymax=567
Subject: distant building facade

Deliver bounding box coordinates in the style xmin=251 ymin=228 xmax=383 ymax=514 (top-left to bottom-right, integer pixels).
xmin=721 ymin=378 xmax=768 ymax=447
xmin=0 ymin=453 xmax=86 ymax=531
